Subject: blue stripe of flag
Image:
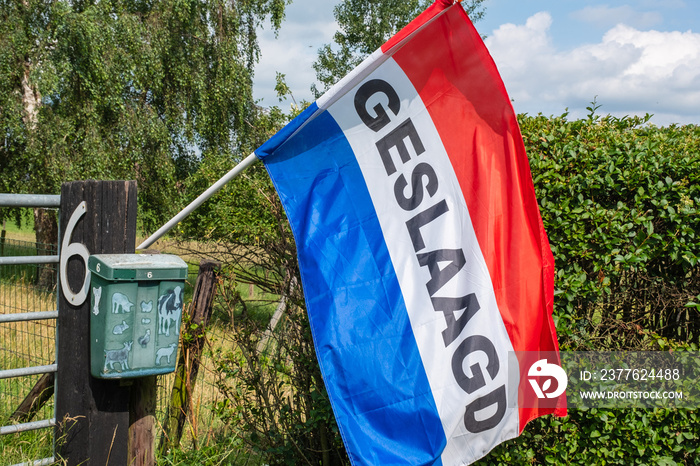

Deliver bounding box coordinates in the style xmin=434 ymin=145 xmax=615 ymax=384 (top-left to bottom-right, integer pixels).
xmin=260 ymin=108 xmax=447 ymax=464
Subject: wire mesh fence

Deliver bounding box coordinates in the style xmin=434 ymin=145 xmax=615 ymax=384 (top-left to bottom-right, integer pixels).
xmin=0 ymin=238 xmax=57 ymax=464
xmin=0 ymin=239 xmax=57 ymax=397
xmin=148 ymin=260 xmax=279 ymax=465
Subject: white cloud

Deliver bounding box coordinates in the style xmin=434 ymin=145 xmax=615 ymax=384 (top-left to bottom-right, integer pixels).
xmin=484 ymin=12 xmax=700 ymax=125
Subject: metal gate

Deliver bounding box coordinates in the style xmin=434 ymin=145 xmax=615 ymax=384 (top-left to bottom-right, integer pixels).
xmin=0 ymin=194 xmax=60 ymax=466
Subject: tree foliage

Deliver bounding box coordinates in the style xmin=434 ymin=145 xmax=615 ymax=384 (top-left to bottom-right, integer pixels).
xmin=312 ymin=0 xmax=485 ymax=95
xmin=0 ymin=0 xmax=287 ymax=231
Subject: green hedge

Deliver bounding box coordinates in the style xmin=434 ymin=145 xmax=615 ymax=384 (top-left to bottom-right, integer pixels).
xmin=479 ymin=111 xmax=700 ymax=465
xmin=523 ymin=111 xmax=699 ymax=349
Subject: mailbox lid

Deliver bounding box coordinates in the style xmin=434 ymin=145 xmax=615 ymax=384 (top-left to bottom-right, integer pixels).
xmin=88 ymin=254 xmax=188 ymax=281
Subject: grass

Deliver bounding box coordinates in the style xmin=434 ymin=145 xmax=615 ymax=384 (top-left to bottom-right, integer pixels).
xmin=0 ymin=278 xmax=56 ymax=369
xmin=149 ymin=238 xmax=281 ymax=463
xmin=0 ymin=428 xmax=55 ymax=465
xmin=1 ymin=213 xmax=36 ymax=243
xmin=155 ymin=271 xmax=280 ymax=443
xmin=156 ymin=433 xmax=262 ymax=466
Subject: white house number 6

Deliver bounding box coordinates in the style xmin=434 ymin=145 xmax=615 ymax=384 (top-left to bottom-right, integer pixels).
xmin=60 ymin=201 xmax=91 ymax=306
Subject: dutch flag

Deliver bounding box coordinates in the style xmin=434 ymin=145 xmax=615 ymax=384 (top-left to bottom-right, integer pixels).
xmin=255 ymin=1 xmax=567 ymax=464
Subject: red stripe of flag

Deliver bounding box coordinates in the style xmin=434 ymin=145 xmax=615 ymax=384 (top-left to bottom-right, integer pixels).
xmin=391 ymin=4 xmax=567 ymax=429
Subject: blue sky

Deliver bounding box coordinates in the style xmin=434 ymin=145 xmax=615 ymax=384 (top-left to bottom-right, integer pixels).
xmin=253 ymin=0 xmax=700 ymax=126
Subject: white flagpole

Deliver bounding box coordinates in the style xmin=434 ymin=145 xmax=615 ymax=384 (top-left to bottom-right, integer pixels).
xmin=136 ymin=152 xmax=259 ymax=250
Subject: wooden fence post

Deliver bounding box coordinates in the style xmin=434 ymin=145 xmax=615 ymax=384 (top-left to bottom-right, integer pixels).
xmin=129 ymin=375 xmax=156 ymax=466
xmin=159 ymin=260 xmax=220 ymax=454
xmin=55 ymin=180 xmax=137 ymax=465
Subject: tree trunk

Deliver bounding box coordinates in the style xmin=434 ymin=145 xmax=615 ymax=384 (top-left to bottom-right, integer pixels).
xmin=21 ymin=49 xmax=56 ymax=287
xmin=21 ymin=58 xmax=40 ymax=130
xmin=33 ymin=207 xmax=58 ymax=289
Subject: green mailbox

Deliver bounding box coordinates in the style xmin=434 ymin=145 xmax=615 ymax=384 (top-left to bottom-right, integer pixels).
xmin=88 ymin=254 xmax=188 ymax=379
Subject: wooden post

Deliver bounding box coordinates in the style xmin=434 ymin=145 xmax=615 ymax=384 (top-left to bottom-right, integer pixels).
xmin=55 ymin=181 xmax=137 ymax=465
xmin=128 ymin=376 xmax=156 ymax=466
xmin=159 ymin=260 xmax=220 ymax=454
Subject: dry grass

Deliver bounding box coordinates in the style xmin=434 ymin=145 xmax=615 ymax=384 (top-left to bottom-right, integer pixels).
xmin=0 ymin=230 xmax=56 ymax=463
xmin=0 ymin=280 xmax=56 ymax=370
xmin=3 ymin=231 xmax=35 ymax=242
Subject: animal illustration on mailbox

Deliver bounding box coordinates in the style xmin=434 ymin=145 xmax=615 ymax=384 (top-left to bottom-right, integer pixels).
xmin=112 ymin=320 xmax=129 ymax=335
xmin=89 ymin=253 xmax=187 ymax=378
xmin=93 ymin=283 xmax=185 ymax=376
xmin=138 ymin=329 xmax=151 ymax=348
xmin=157 ymin=286 xmax=182 ymax=337
xmin=155 ymin=343 xmax=177 ymax=365
xmin=112 ymin=292 xmax=134 ymax=313
xmin=104 ymin=341 xmax=133 ymax=372
xmin=92 ymin=286 xmax=102 ymax=316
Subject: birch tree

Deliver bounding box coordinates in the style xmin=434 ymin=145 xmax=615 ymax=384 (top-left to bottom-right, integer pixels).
xmin=0 ymin=0 xmax=287 ymax=243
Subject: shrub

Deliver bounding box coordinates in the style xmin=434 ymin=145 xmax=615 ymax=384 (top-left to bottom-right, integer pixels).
xmin=479 ymin=111 xmax=700 ymax=464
